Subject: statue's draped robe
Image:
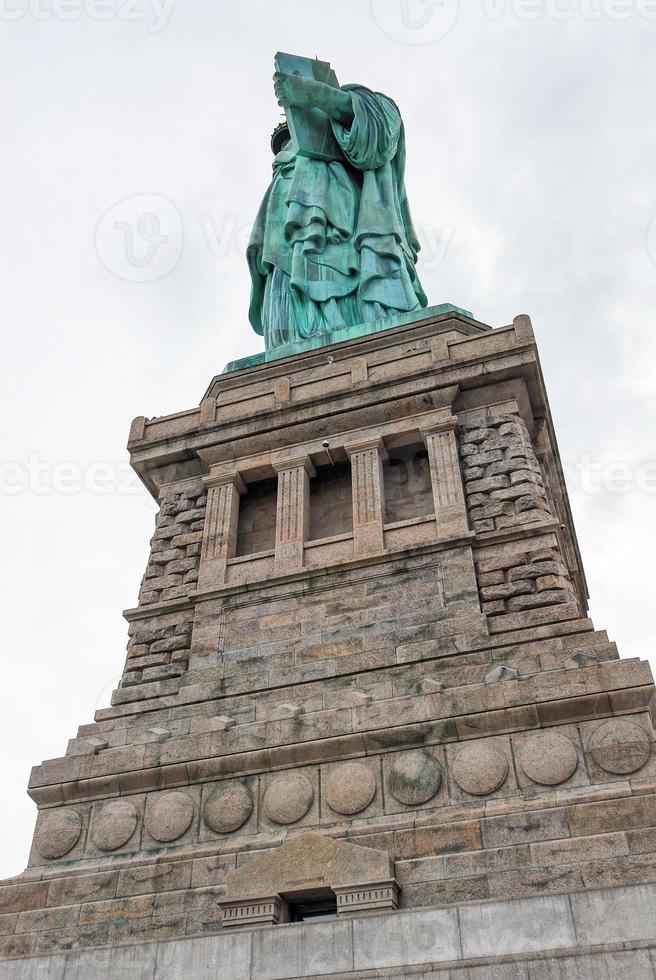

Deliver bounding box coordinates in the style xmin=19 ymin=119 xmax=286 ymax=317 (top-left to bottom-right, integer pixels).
xmin=248 ymin=85 xmax=427 ymax=349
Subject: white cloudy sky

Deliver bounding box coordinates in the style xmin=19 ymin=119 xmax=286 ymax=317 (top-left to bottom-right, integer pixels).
xmin=1 ymin=0 xmax=655 ymax=880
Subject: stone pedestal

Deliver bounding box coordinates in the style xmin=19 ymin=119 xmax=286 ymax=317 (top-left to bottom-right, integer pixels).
xmin=1 ymin=308 xmax=655 ymax=978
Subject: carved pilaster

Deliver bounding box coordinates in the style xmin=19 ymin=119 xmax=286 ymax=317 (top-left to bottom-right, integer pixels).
xmin=197 ymin=470 xmax=245 ymax=590
xmin=273 ymin=456 xmax=315 ymax=574
xmin=345 ymin=438 xmax=388 ymax=556
xmin=422 ymin=420 xmax=470 ymax=538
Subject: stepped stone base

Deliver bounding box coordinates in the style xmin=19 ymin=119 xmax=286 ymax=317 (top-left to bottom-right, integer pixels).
xmin=1 ymin=882 xmax=655 ymax=978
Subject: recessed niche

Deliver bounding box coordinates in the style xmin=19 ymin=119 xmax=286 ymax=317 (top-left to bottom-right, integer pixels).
xmin=236 ymin=477 xmax=277 ymax=556
xmin=309 ymin=462 xmax=353 ymax=541
xmin=383 ymin=443 xmax=432 ymax=524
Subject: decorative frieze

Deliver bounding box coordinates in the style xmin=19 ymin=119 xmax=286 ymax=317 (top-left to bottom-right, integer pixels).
xmin=334 ymin=880 xmax=400 ymax=915
xmin=144 ymin=791 xmax=194 ymax=843
xmin=90 ymin=800 xmax=138 ymax=852
xmin=204 ymin=782 xmax=253 ymax=834
xmin=263 ymin=771 xmax=314 ymax=825
xmin=33 ymin=809 xmax=82 ymax=860
xmin=324 ymin=763 xmax=376 ymax=815
xmin=221 ymin=896 xmax=287 ymax=928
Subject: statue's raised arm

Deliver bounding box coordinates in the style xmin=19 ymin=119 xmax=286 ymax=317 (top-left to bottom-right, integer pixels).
xmin=247 ymin=54 xmax=427 ymax=351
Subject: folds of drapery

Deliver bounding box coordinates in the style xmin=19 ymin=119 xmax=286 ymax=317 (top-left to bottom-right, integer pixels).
xmin=247 ymin=84 xmax=427 ymax=343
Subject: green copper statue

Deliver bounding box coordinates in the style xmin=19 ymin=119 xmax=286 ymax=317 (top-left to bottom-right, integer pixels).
xmin=247 ymin=54 xmax=428 ymax=351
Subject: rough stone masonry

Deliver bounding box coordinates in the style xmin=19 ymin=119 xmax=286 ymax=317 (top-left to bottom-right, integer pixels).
xmin=1 ymin=308 xmax=655 ymax=978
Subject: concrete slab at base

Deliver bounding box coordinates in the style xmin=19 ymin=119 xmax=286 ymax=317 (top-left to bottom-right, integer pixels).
xmin=2 ymin=882 xmax=655 ymax=980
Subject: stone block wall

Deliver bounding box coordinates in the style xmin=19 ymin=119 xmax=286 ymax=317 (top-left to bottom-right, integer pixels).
xmin=112 ymin=478 xmax=208 ymax=704
xmin=3 ymin=883 xmax=656 ymax=979
xmin=138 ymin=480 xmax=206 ymax=606
xmin=5 ymin=696 xmax=656 ymax=957
xmin=188 ymin=548 xmax=472 ymax=685
xmin=459 ymin=411 xmax=582 ymax=626
xmin=121 ymin=614 xmax=195 ymax=692
xmin=461 ymin=413 xmax=552 ymax=534
xmin=475 ymin=536 xmax=579 ymax=620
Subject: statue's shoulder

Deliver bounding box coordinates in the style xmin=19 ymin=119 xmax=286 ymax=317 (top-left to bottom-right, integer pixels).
xmin=341 ymin=83 xmax=400 ymax=115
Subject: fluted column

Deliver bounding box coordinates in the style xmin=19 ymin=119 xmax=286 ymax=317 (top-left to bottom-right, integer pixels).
xmin=197 ymin=469 xmax=245 ymax=590
xmin=273 ymin=456 xmax=315 ymax=574
xmin=345 ymin=438 xmax=388 ymax=556
xmin=422 ymin=419 xmax=470 ymax=538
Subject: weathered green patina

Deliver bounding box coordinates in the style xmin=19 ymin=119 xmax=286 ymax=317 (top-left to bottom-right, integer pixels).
xmin=224 ymin=302 xmax=475 ymax=374
xmin=247 ymin=54 xmax=429 ymax=354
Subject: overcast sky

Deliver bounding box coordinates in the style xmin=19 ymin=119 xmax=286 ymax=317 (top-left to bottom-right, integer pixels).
xmin=1 ymin=0 xmax=655 ymax=880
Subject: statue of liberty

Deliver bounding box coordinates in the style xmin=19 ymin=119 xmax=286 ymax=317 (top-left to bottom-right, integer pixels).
xmin=247 ymin=54 xmax=428 ymax=351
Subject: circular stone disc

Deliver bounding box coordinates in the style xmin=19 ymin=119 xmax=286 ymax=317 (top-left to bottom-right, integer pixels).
xmin=590 ymin=719 xmax=652 ymax=775
xmin=520 ymin=731 xmax=578 ymax=786
xmin=91 ymin=800 xmax=138 ymax=851
xmin=35 ymin=808 xmax=82 ymax=859
xmin=204 ymin=783 xmax=253 ymax=834
xmin=452 ymin=743 xmax=508 ymax=796
xmin=388 ymin=750 xmax=443 ymax=806
xmin=145 ymin=792 xmax=194 ymax=843
xmin=324 ymin=763 xmax=376 ymax=815
xmin=263 ymin=772 xmax=314 ymax=825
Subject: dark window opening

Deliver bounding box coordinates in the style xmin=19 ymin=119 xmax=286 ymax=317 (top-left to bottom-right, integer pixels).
xmin=309 ymin=461 xmax=353 ymax=541
xmin=287 ymin=897 xmax=338 ymax=922
xmin=235 ymin=477 xmax=277 ymax=556
xmin=383 ymin=442 xmax=433 ymax=524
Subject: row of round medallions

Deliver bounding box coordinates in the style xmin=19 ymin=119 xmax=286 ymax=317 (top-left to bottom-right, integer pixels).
xmin=34 ymin=719 xmax=651 ymax=859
